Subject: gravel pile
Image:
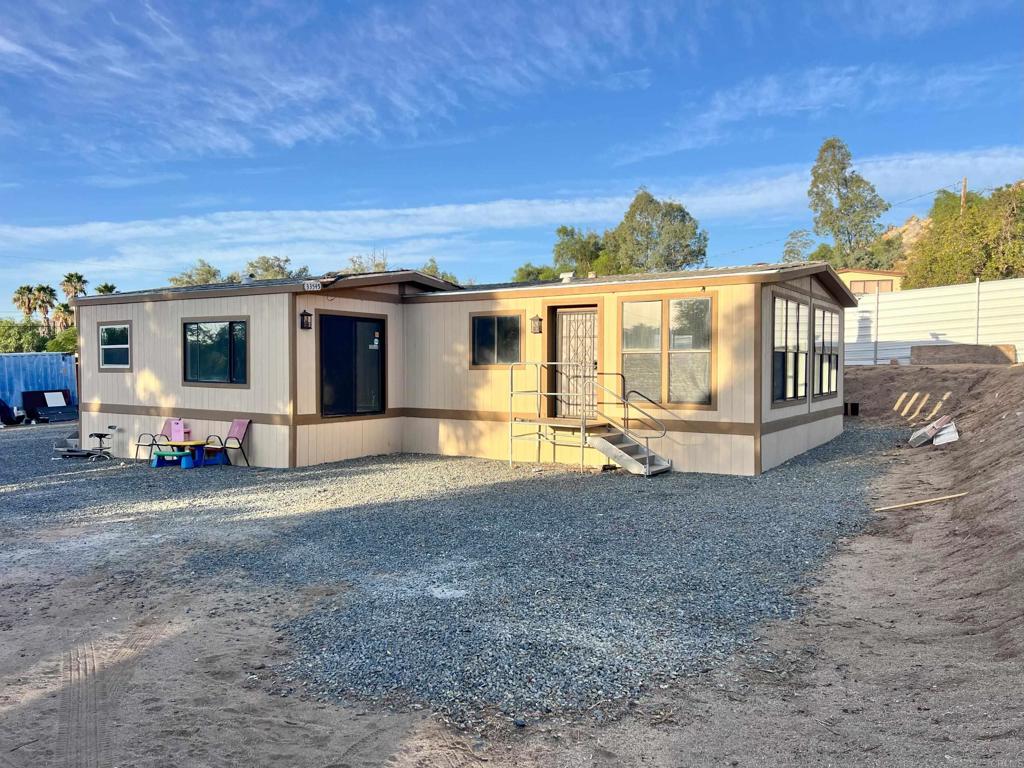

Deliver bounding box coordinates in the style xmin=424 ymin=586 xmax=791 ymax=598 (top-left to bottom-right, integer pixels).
xmin=186 ymin=425 xmax=905 ymax=724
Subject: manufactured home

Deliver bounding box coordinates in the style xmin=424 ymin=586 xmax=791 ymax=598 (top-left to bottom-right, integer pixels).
xmin=73 ymin=261 xmax=856 ymax=476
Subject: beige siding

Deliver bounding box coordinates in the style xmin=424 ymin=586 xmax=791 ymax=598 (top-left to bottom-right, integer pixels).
xmin=761 ymin=415 xmax=843 ymax=472
xmin=79 ymin=293 xmax=290 ymax=415
xmin=296 ymin=419 xmax=402 ymax=465
xmin=81 ymin=410 xmax=289 ymax=467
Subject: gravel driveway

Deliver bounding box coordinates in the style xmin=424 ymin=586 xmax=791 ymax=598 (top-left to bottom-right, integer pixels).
xmin=1 ymin=422 xmax=903 ymax=726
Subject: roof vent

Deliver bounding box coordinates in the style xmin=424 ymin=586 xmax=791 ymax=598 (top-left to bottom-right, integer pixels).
xmin=241 ymin=273 xmax=256 ymax=284
xmin=559 ymin=271 xmax=574 ymax=283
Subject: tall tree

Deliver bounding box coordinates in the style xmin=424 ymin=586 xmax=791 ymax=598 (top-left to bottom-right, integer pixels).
xmin=600 ymin=189 xmax=708 ymax=273
xmin=512 ymin=189 xmax=707 ymax=281
xmin=782 ymin=229 xmax=814 ymax=262
xmin=32 ymin=285 xmax=57 ymax=334
xmin=419 ymin=257 xmax=460 ymax=284
xmin=60 ymin=272 xmax=88 ymax=300
xmin=169 ymin=259 xmax=229 ymax=287
xmin=95 ymin=283 xmax=117 ymax=294
xmin=52 ymin=302 xmax=74 ymax=332
xmin=12 ymin=285 xmax=36 ymax=319
xmin=0 ymin=318 xmax=46 ymax=353
xmin=808 ymin=137 xmax=890 ymax=267
xmin=552 ymin=226 xmax=604 ymax=276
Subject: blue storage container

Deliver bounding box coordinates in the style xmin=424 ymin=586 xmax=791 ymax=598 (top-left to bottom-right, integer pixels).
xmin=0 ymin=352 xmax=78 ymax=410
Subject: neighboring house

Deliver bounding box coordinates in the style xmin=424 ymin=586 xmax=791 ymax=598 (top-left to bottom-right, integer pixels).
xmin=72 ymin=262 xmax=856 ymax=476
xmin=836 ymin=268 xmax=905 ymax=295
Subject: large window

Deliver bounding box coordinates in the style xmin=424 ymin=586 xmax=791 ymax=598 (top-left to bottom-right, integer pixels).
xmin=813 ymin=308 xmax=840 ymax=397
xmin=621 ymin=296 xmax=712 ymax=405
xmin=98 ymin=323 xmax=131 ymax=370
xmin=183 ymin=320 xmax=247 ymax=385
xmin=471 ymin=313 xmax=521 ymax=366
xmin=772 ymin=297 xmax=808 ymax=403
xmin=320 ymin=314 xmax=385 ymax=417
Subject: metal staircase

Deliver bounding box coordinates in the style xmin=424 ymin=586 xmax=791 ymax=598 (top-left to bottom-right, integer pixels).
xmin=508 ymin=362 xmax=673 ymax=477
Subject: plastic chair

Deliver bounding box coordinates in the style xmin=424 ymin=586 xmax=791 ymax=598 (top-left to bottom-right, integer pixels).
xmin=204 ymin=419 xmax=251 ymax=466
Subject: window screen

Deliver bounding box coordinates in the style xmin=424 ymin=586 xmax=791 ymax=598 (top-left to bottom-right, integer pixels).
xmin=622 ymin=301 xmax=662 ymax=402
xmin=184 ymin=320 xmax=247 ymax=384
xmin=99 ymin=324 xmax=130 ymax=368
xmin=471 ymin=315 xmax=520 ymax=365
xmin=772 ymin=297 xmax=807 ymax=402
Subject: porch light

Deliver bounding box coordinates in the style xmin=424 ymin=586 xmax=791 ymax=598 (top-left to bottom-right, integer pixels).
xmin=530 ymin=315 xmax=543 ymax=334
xmin=299 ymin=310 xmax=313 ymax=330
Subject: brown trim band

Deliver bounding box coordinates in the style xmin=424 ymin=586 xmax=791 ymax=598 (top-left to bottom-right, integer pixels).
xmin=80 ymin=401 xmax=291 ymax=426
xmin=84 ymin=401 xmax=762 ymax=436
xmin=761 ymin=406 xmax=844 ymax=435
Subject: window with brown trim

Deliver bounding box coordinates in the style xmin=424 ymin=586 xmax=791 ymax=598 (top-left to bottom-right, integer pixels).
xmin=99 ymin=323 xmax=131 ymax=369
xmin=471 ymin=314 xmax=521 ymax=365
xmin=813 ymin=308 xmax=839 ymax=397
xmin=772 ymin=296 xmax=808 ymax=403
xmin=183 ymin=320 xmax=247 ymax=384
xmin=621 ymin=297 xmax=712 ymax=405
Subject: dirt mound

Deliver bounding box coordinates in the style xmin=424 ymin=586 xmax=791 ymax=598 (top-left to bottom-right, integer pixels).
xmin=846 ymin=364 xmax=1024 ymax=660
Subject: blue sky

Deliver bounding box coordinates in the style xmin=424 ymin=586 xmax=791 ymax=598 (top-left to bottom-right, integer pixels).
xmin=0 ymin=0 xmax=1022 ymax=315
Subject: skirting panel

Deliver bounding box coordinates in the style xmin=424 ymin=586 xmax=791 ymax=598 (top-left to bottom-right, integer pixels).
xmin=760 ymin=414 xmax=843 ymax=472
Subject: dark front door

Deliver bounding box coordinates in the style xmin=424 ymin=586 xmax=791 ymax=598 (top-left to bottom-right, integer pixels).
xmin=555 ymin=308 xmax=597 ymax=418
xmin=320 ymin=314 xmax=385 ymax=417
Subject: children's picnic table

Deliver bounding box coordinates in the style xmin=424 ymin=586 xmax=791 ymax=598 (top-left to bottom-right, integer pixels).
xmin=151 ymin=439 xmax=209 ymax=469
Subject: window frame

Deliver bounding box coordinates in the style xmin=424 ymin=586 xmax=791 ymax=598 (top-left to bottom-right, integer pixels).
xmin=181 ymin=315 xmax=250 ymax=389
xmin=771 ymin=295 xmax=809 ymax=405
xmin=97 ymin=320 xmax=132 ymax=372
xmin=812 ymin=306 xmax=841 ymax=400
xmin=617 ymin=292 xmax=716 ymax=410
xmin=316 ymin=310 xmax=387 ymax=418
xmin=468 ymin=311 xmax=525 ymax=369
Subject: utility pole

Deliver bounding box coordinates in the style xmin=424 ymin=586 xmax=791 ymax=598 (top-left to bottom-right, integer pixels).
xmin=960 ymin=176 xmax=968 ymax=216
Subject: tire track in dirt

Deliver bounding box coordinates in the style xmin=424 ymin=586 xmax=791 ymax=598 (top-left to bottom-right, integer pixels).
xmin=54 ymin=628 xmax=159 ymax=768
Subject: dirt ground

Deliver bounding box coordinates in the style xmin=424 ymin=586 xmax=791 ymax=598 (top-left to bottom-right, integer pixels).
xmin=1 ymin=364 xmax=1022 ymax=767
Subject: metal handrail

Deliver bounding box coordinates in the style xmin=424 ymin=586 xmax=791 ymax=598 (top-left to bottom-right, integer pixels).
xmin=509 ymin=362 xmax=668 ymax=476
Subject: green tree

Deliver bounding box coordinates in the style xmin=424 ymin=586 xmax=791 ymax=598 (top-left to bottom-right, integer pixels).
xmin=45 ymin=326 xmax=78 ymax=353
xmin=552 ymin=226 xmax=604 ymax=276
xmin=419 ymin=257 xmax=460 ymax=284
xmin=52 ymin=302 xmax=73 ymax=332
xmin=33 ymin=284 xmax=57 ymax=335
xmin=169 ymin=259 xmax=230 ymax=287
xmin=782 ymin=229 xmax=814 ymax=262
xmin=95 ymin=283 xmax=117 ymax=294
xmin=338 ymin=250 xmax=390 ymax=275
xmin=12 ymin=285 xmax=36 ymax=319
xmin=60 ymin=272 xmax=88 ymax=300
xmin=511 ymin=189 xmax=707 ymax=281
xmin=0 ymin=318 xmax=46 ymax=352
xmin=229 ymin=255 xmax=311 ymax=282
xmin=904 ymin=183 xmax=1024 ymax=288
xmin=601 ymin=189 xmax=708 ymax=273
xmin=512 ymin=262 xmax=561 ymax=283
xmin=808 ymin=137 xmax=890 ymax=267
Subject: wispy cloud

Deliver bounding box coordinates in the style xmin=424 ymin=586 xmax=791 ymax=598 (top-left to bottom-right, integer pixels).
xmin=828 ymin=0 xmax=1014 ymax=37
xmin=615 ymin=59 xmax=1018 ymax=164
xmin=0 ymin=1 xmax=681 ymax=161
xmin=2 ymin=147 xmax=1018 ymax=284
xmin=80 ymin=172 xmax=186 ymax=188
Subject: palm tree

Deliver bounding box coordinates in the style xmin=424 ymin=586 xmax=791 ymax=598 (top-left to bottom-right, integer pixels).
xmin=95 ymin=283 xmax=117 ymax=294
xmin=12 ymin=285 xmax=36 ymax=319
xmin=33 ymin=284 xmax=58 ymax=334
xmin=53 ymin=302 xmax=74 ymax=332
xmin=60 ymin=272 xmax=88 ymax=300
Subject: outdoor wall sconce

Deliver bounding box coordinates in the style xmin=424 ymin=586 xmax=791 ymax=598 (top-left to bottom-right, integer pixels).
xmin=299 ymin=310 xmax=313 ymax=330
xmin=530 ymin=315 xmax=543 ymax=334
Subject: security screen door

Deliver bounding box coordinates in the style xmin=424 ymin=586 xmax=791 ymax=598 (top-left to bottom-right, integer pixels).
xmin=320 ymin=314 xmax=385 ymax=417
xmin=555 ymin=308 xmax=597 ymax=418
